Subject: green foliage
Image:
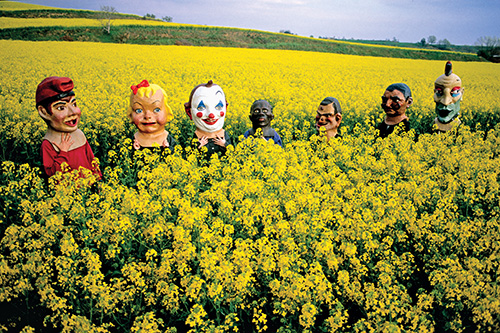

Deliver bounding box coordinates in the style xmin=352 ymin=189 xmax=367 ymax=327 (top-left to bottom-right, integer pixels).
xmin=0 ymin=25 xmax=483 ymax=62
xmin=0 ymin=8 xmax=140 ymax=20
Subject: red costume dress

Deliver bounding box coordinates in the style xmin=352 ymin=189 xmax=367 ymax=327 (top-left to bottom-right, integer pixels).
xmin=41 ymin=139 xmax=101 ymax=178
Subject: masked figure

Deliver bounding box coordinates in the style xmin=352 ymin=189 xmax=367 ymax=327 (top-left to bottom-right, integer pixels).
xmin=184 ymin=80 xmax=232 ymax=157
xmin=433 ymin=61 xmax=463 ymax=132
xmin=36 ymin=76 xmax=101 ymax=179
xmin=128 ymin=80 xmax=176 ymax=152
xmin=377 ymin=83 xmax=412 ymax=138
xmin=244 ymin=100 xmax=282 ymax=146
xmin=315 ymin=97 xmax=343 ymax=140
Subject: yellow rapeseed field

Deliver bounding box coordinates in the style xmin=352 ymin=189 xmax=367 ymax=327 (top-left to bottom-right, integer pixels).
xmin=1 ymin=39 xmax=499 ymax=148
xmin=0 ymin=17 xmax=193 ymax=29
xmin=1 ymin=39 xmax=500 ymax=332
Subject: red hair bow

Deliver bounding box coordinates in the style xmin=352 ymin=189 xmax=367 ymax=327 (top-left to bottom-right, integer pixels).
xmin=131 ymin=80 xmax=150 ymax=94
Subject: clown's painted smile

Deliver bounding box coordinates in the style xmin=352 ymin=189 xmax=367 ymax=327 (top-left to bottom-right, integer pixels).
xmin=202 ymin=118 xmax=219 ymax=125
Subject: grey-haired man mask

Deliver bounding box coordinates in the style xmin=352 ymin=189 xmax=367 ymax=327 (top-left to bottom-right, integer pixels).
xmin=377 ymin=83 xmax=413 ymax=138
xmin=315 ymin=97 xmax=342 ymax=140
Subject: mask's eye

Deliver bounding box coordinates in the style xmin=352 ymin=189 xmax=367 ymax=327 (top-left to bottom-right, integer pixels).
xmin=215 ymin=101 xmax=224 ymax=111
xmin=381 ymin=97 xmax=388 ymax=103
xmin=434 ymin=87 xmax=443 ymax=96
xmin=153 ymin=107 xmax=161 ymax=113
xmin=390 ymin=97 xmax=401 ymax=103
xmin=451 ymin=87 xmax=461 ymax=97
xmin=197 ymin=100 xmax=206 ymax=111
xmin=134 ymin=108 xmax=143 ymax=114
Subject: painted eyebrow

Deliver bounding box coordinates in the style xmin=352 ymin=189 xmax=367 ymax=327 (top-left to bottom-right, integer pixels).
xmin=215 ymin=90 xmax=223 ymax=95
xmin=52 ymin=101 xmax=68 ymax=107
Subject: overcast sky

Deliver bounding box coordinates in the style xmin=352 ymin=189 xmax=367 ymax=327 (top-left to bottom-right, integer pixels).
xmin=15 ymin=0 xmax=500 ymax=45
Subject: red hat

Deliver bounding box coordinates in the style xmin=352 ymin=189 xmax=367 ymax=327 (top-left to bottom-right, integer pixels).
xmin=36 ymin=76 xmax=75 ymax=106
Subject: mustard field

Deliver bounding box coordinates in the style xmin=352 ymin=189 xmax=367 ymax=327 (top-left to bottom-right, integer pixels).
xmin=0 ymin=17 xmax=192 ymax=29
xmin=1 ymin=39 xmax=500 ymax=332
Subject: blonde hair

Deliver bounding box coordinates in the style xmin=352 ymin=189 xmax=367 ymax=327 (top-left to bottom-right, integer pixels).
xmin=127 ymin=83 xmax=174 ymax=122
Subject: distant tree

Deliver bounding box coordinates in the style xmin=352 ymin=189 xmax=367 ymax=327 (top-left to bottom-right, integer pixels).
xmin=437 ymin=38 xmax=451 ymax=50
xmin=162 ymin=16 xmax=173 ymax=22
xmin=418 ymin=38 xmax=426 ymax=47
xmin=279 ymin=30 xmax=295 ymax=35
xmin=98 ymin=5 xmax=117 ymax=34
xmin=144 ymin=13 xmax=156 ymax=19
xmin=391 ymin=37 xmax=399 ymax=43
xmin=475 ymin=36 xmax=500 ymax=48
xmin=476 ymin=36 xmax=500 ymax=62
xmin=427 ymin=35 xmax=437 ymax=44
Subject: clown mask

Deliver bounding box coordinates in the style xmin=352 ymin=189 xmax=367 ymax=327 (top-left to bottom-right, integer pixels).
xmin=189 ymin=84 xmax=226 ymax=133
xmin=434 ymin=62 xmax=463 ymax=124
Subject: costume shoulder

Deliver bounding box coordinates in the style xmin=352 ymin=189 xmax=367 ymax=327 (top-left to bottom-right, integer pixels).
xmin=224 ymin=130 xmax=233 ymax=145
xmin=244 ymin=129 xmax=254 ymax=138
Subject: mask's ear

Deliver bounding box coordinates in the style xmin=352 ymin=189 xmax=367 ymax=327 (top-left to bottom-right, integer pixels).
xmin=335 ymin=113 xmax=342 ymax=123
xmin=38 ymin=105 xmax=51 ymax=122
xmin=184 ymin=102 xmax=193 ymax=120
xmin=406 ymin=97 xmax=413 ymax=107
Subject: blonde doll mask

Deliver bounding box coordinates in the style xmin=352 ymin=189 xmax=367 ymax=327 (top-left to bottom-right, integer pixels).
xmin=128 ymin=80 xmax=174 ymax=147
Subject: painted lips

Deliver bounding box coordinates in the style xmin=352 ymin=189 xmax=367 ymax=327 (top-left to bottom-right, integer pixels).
xmin=202 ymin=119 xmax=218 ymax=125
xmin=65 ymin=118 xmax=78 ymax=127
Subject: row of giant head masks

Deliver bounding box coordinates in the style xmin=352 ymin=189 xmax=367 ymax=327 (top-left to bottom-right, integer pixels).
xmin=178 ymin=61 xmax=464 ymax=136
xmin=125 ymin=60 xmax=464 ymax=148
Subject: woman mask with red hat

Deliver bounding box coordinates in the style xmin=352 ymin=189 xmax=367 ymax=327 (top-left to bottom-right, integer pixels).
xmin=36 ymin=76 xmax=101 ymax=179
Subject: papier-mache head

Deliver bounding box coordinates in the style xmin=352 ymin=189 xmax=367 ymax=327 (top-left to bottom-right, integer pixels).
xmin=184 ymin=80 xmax=227 ymax=133
xmin=434 ymin=61 xmax=463 ymax=124
xmin=36 ymin=76 xmax=81 ymax=133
